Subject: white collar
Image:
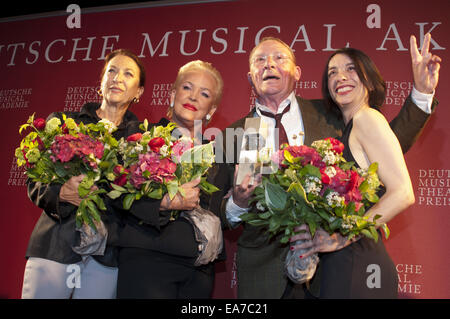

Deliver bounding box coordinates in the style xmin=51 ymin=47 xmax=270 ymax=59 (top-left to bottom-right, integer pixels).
xmin=255 ymin=91 xmax=297 ymax=116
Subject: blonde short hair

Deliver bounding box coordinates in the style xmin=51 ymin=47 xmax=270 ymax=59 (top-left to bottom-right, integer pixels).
xmin=172 ymin=60 xmax=224 ymax=105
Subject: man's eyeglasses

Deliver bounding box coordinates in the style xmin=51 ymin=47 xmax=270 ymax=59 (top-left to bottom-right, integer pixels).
xmin=251 ymin=53 xmax=292 ymax=67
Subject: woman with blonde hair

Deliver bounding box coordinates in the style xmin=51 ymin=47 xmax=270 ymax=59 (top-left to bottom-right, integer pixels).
xmin=117 ymin=60 xmax=227 ymax=299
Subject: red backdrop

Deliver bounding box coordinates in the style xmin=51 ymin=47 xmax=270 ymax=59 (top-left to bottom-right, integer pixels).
xmin=0 ymin=0 xmax=448 ymax=299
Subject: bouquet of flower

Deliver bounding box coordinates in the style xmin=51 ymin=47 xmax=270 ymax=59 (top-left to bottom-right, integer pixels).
xmin=240 ymin=137 xmax=389 ymax=243
xmin=240 ymin=137 xmax=388 ymax=284
xmin=15 ymin=113 xmax=119 ymax=231
xmin=106 ymin=120 xmax=219 ymax=213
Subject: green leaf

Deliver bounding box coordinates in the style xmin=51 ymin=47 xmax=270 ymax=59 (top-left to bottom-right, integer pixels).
xmin=239 ymin=212 xmax=259 ymax=222
xmin=369 ymin=226 xmax=379 ymax=242
xmin=107 ymin=190 xmax=123 ymax=199
xmin=268 ymin=215 xmax=281 ymax=233
xmin=166 ymin=180 xmax=179 ymax=200
xmin=147 ymin=188 xmax=163 ymax=199
xmin=110 ymin=183 xmax=127 ymax=192
xmin=264 ymin=181 xmax=287 ymax=211
xmin=368 ymin=162 xmax=378 ymax=174
xmin=340 ymin=161 xmax=355 ymax=171
xmin=361 ymin=229 xmax=373 ymax=240
xmin=381 ymin=223 xmax=390 ymax=239
xmin=91 ymin=195 xmax=107 ymax=211
xmin=300 ymin=164 xmax=321 ymax=179
xmin=123 ymin=193 xmax=136 ymax=210
xmin=258 ymin=211 xmax=272 ymax=220
xmin=248 ymin=219 xmax=269 ymax=227
xmin=198 ymin=179 xmax=220 ymax=194
xmin=85 ymin=199 xmax=101 ymax=222
xmin=317 ymin=209 xmax=331 ymax=223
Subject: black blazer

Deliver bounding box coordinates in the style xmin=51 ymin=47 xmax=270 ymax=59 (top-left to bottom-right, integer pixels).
xmin=217 ymin=95 xmax=436 ymax=298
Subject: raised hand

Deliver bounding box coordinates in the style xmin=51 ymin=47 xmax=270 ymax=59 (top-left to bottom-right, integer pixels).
xmin=410 ymin=33 xmax=442 ymax=94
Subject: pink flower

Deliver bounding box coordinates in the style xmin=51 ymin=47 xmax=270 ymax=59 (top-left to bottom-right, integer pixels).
xmin=50 ymin=133 xmax=104 ymax=163
xmin=148 ymin=137 xmax=165 ymax=153
xmin=328 ymin=166 xmax=350 ymax=195
xmin=171 ymin=139 xmax=193 ymax=161
xmin=284 ymin=145 xmax=325 ymax=169
xmin=129 ymin=153 xmax=177 ymax=187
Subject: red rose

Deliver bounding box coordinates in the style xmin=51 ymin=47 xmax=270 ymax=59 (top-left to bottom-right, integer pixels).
xmin=320 ymin=167 xmax=331 ymax=184
xmin=113 ymin=165 xmax=125 ymax=175
xmin=113 ymin=174 xmax=128 ymax=187
xmin=33 ymin=118 xmax=46 ymax=131
xmin=325 ymin=137 xmax=345 ymax=154
xmin=61 ymin=123 xmax=69 ymax=134
xmin=33 ymin=136 xmax=45 ymax=151
xmin=148 ymin=137 xmax=165 ymax=153
xmin=127 ymin=133 xmax=143 ymax=142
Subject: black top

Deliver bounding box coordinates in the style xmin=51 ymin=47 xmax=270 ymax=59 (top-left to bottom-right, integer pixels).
xmin=25 ymin=103 xmax=139 ymax=267
xmin=116 ymin=117 xmax=227 ymax=267
xmin=340 ymin=118 xmax=386 ymax=198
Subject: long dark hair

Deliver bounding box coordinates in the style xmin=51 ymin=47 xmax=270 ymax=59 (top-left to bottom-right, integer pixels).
xmin=321 ymin=48 xmax=386 ymax=118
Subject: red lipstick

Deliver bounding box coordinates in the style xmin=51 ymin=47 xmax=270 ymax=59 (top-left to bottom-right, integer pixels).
xmin=183 ymin=103 xmax=198 ymax=111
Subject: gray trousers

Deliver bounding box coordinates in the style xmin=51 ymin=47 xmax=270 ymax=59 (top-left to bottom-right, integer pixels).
xmin=21 ymin=257 xmax=118 ymax=299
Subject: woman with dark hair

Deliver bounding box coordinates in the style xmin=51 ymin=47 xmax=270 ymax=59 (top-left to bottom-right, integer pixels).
xmin=21 ymin=49 xmax=145 ymax=299
xmin=290 ymin=34 xmax=441 ymax=298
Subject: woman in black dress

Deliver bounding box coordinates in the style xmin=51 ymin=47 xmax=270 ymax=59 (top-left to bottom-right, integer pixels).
xmin=290 ymin=34 xmax=441 ymax=298
xmin=116 ymin=60 xmax=227 ymax=299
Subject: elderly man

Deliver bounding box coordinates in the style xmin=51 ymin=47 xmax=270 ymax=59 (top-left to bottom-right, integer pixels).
xmin=220 ymin=35 xmax=440 ymax=299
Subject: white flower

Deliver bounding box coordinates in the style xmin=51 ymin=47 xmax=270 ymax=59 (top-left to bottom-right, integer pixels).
xmin=98 ymin=119 xmax=117 ymax=134
xmin=324 ymin=166 xmax=337 ymax=178
xmin=133 ymin=143 xmax=144 ymax=154
xmin=256 ymin=201 xmax=265 ymax=211
xmin=326 ymin=191 xmax=345 ymax=207
xmin=322 ymin=150 xmax=337 ymax=165
xmin=159 ymin=144 xmax=170 ymax=157
xmin=304 ymin=176 xmax=322 ymax=195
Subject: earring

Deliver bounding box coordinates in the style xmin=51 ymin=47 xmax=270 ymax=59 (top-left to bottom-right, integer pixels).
xmin=170 ymin=100 xmax=174 ymax=108
xmin=206 ymin=114 xmax=211 ymax=121
xmin=97 ymin=89 xmax=103 ymax=97
xmin=133 ymin=97 xmax=140 ymax=103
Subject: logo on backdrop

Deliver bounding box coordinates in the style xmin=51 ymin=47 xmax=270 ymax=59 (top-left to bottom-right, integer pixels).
xmin=397 ymin=263 xmax=423 ymax=296
xmin=0 ymin=88 xmax=32 ymax=110
xmin=417 ymin=168 xmax=450 ymax=206
xmin=64 ymin=86 xmax=102 ymax=112
xmin=8 ymin=157 xmax=27 ymax=187
xmin=150 ymin=83 xmax=171 ymax=107
xmin=384 ymin=80 xmax=413 ymax=106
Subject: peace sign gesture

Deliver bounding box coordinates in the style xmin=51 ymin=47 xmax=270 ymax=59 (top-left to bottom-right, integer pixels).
xmin=410 ymin=33 xmax=442 ymax=94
